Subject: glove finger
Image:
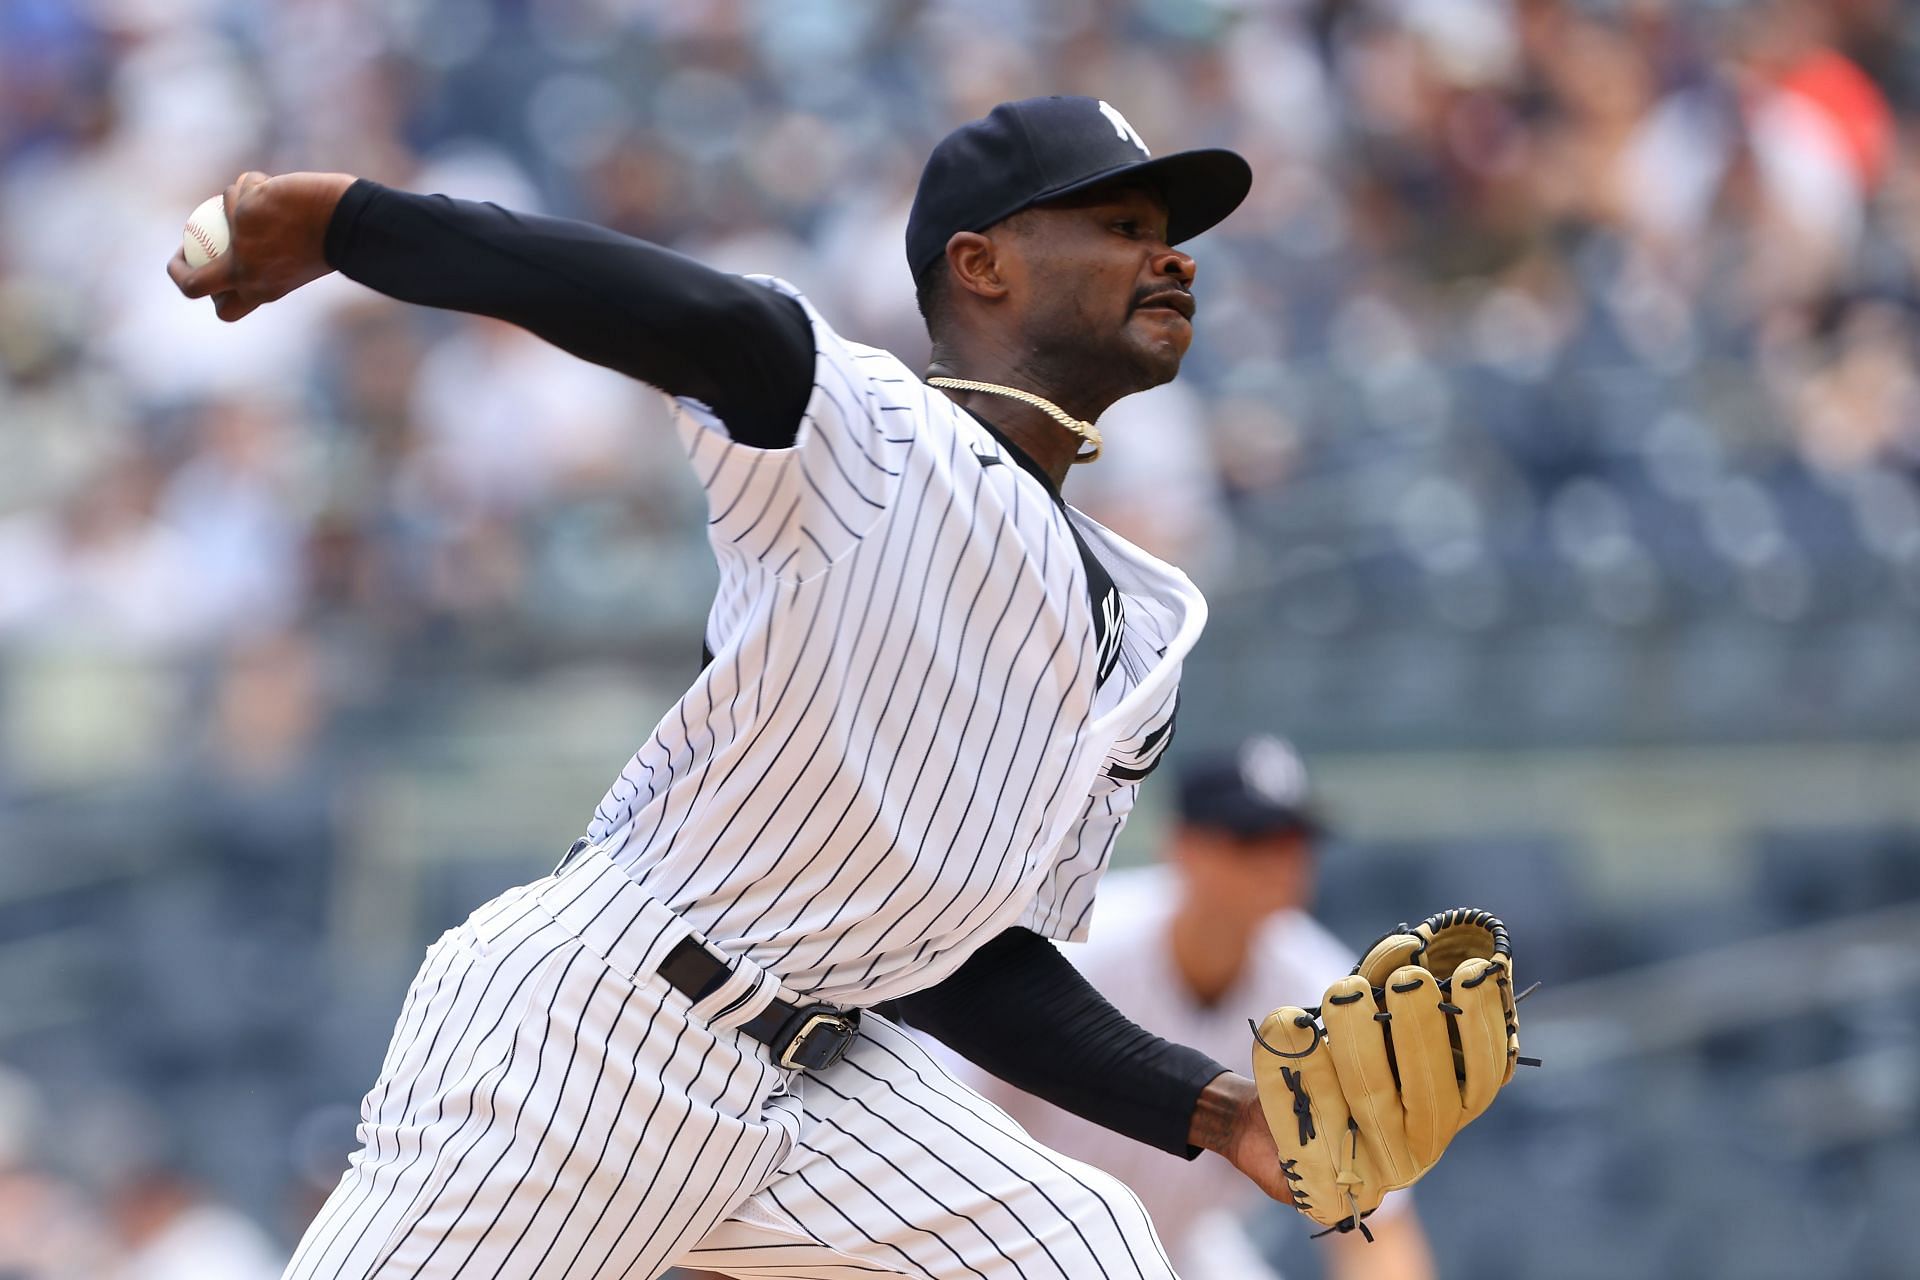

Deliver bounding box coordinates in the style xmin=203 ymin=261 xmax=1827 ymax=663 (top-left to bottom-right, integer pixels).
xmin=1450 ymin=956 xmax=1513 ymax=1121
xmin=1354 ymin=930 xmax=1422 ymax=989
xmin=1321 ymin=974 xmax=1418 ymax=1189
xmin=1252 ymin=1007 xmax=1352 ymax=1230
xmin=1383 ymin=964 xmax=1463 ymax=1168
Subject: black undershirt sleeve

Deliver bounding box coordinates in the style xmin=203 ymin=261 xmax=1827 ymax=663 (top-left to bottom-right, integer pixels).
xmin=321 ymin=179 xmax=814 ymax=448
xmin=883 ymin=927 xmax=1229 ymax=1160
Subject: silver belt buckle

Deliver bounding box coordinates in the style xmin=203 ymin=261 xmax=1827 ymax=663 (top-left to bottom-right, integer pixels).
xmin=777 ymin=1009 xmax=859 ymax=1070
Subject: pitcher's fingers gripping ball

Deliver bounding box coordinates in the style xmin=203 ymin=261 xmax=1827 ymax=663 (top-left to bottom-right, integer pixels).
xmin=1251 ymin=908 xmax=1538 ymax=1237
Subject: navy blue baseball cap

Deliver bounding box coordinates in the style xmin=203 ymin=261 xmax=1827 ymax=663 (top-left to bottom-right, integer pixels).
xmin=1176 ymin=736 xmax=1325 ymax=841
xmin=906 ymin=95 xmax=1252 ymax=286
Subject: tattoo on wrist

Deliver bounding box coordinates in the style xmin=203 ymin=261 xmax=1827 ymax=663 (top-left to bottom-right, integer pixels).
xmin=1189 ymin=1073 xmax=1251 ymax=1153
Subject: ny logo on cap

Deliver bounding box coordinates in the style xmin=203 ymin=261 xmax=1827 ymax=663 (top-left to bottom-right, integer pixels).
xmin=1239 ymin=736 xmax=1307 ymax=807
xmin=1097 ymin=101 xmax=1151 ymax=157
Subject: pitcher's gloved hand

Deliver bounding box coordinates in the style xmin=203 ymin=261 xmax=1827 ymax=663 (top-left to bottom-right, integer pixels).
xmin=1251 ymin=908 xmax=1535 ymax=1238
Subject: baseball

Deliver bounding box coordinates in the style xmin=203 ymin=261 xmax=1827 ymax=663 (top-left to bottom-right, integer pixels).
xmin=181 ymin=195 xmax=230 ymax=268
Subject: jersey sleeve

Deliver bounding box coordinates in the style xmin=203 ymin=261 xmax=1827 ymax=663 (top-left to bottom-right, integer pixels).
xmin=1017 ymin=784 xmax=1139 ymax=943
xmin=673 ymin=277 xmax=911 ymax=583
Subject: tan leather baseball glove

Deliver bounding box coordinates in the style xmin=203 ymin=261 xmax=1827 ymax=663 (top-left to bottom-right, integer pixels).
xmin=1251 ymin=908 xmax=1532 ymax=1237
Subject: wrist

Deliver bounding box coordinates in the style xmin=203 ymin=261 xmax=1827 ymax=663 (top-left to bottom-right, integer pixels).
xmin=1189 ymin=1070 xmax=1259 ymax=1155
xmin=312 ymin=172 xmax=358 ymax=225
xmin=316 ymin=174 xmax=369 ymax=270
xmin=1193 ymin=1070 xmax=1294 ymax=1205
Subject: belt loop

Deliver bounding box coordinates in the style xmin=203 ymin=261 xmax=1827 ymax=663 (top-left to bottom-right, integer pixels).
xmin=554 ymin=835 xmax=593 ymax=875
xmin=698 ymin=966 xmax=782 ymax=1032
xmin=537 ymin=849 xmax=691 ymax=986
xmin=527 ymin=842 xmax=858 ymax=1070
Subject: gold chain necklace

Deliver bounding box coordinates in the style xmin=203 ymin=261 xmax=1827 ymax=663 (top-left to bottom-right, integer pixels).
xmin=927 ymin=377 xmax=1102 ymax=464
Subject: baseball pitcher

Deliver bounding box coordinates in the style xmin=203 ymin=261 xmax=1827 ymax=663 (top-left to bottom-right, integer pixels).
xmin=168 ymin=96 xmax=1524 ymax=1280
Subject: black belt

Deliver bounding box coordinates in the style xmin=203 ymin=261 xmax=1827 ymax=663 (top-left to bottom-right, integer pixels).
xmin=657 ymin=936 xmax=861 ymax=1071
xmin=555 ymin=837 xmax=860 ymax=1071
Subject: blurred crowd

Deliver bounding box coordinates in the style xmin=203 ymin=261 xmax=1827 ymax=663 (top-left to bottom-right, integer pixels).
xmin=0 ymin=1064 xmax=287 ymax=1280
xmin=3 ymin=0 xmax=1920 ymax=1270
xmin=3 ymin=0 xmax=1919 ymax=687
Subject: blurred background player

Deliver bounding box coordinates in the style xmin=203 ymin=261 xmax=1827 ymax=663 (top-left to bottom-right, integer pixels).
xmin=947 ymin=736 xmax=1436 ymax=1280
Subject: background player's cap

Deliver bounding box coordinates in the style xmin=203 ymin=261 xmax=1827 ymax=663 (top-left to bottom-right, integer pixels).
xmin=1176 ymin=735 xmax=1325 ymax=841
xmin=906 ymin=95 xmax=1252 ymax=286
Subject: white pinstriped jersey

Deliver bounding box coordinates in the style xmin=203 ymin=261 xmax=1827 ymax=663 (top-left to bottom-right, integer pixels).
xmin=580 ymin=278 xmax=1204 ymax=1008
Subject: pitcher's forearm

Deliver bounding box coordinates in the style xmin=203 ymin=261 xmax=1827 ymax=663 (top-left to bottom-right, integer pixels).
xmin=888 ymin=927 xmax=1227 ymax=1158
xmin=321 ymin=179 xmax=812 ymax=444
xmin=171 ymin=173 xmax=813 ymax=446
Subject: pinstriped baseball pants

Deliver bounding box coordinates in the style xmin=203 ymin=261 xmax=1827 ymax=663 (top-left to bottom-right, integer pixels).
xmin=282 ymin=852 xmax=1179 ymax=1280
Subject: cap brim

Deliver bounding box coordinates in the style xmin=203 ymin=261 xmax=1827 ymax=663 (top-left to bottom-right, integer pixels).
xmin=1037 ymin=147 xmax=1252 ymax=247
xmin=1233 ymin=812 xmax=1325 ymax=842
xmin=1200 ymin=800 xmax=1327 ymax=842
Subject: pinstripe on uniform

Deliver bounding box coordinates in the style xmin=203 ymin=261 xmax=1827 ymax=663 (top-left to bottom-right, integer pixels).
xmin=284 ymin=281 xmax=1204 ymax=1279
xmin=584 ymin=280 xmax=1200 ymax=1007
